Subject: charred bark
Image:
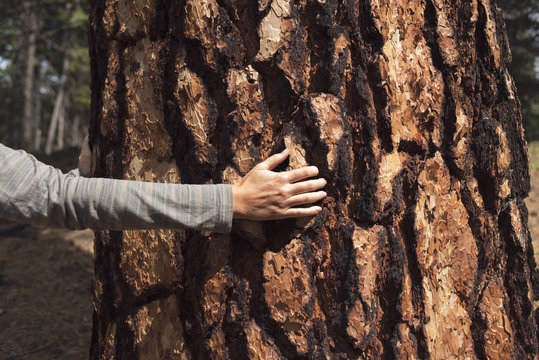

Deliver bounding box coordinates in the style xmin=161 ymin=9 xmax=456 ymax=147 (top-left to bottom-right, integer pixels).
xmin=88 ymin=0 xmax=537 ymax=358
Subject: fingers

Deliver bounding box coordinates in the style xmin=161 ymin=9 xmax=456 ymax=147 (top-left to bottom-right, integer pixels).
xmin=255 ymin=150 xmax=321 ymax=186
xmin=284 ymin=166 xmax=319 ymax=183
xmin=285 ymin=191 xmax=327 ymax=207
xmin=288 ymin=178 xmax=327 ymax=195
xmin=256 ymin=148 xmax=290 ymax=171
xmin=282 ymin=206 xmax=323 ymax=218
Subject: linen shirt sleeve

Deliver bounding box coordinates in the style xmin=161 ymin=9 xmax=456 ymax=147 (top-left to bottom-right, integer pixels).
xmin=0 ymin=144 xmax=233 ymax=232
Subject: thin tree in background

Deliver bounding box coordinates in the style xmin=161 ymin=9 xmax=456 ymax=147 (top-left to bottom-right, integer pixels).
xmin=498 ymin=0 xmax=539 ymax=138
xmin=88 ymin=0 xmax=536 ymax=358
xmin=33 ymin=58 xmax=42 ymax=151
xmin=21 ymin=0 xmax=37 ymax=150
xmin=45 ymin=1 xmax=73 ymax=155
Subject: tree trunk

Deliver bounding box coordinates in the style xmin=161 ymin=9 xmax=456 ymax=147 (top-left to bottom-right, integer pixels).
xmin=33 ymin=60 xmax=42 ymax=151
xmin=45 ymin=2 xmax=73 ymax=155
xmin=21 ymin=0 xmax=37 ymax=150
xmin=57 ymin=94 xmax=67 ymax=150
xmin=88 ymin=0 xmax=538 ymax=359
xmin=68 ymin=113 xmax=83 ymax=148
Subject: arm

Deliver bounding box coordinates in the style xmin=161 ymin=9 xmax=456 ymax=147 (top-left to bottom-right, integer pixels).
xmin=73 ymin=142 xmax=327 ymax=223
xmin=0 ymin=144 xmax=326 ymax=232
xmin=0 ymin=143 xmax=232 ymax=232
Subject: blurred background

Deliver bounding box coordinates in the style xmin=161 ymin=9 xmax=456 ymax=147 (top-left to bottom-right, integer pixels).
xmin=0 ymin=0 xmax=90 ymax=156
xmin=0 ymin=0 xmax=537 ymax=358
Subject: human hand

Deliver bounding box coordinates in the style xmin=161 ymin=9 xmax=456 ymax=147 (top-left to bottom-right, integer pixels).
xmin=78 ymin=135 xmax=91 ymax=177
xmin=231 ymin=149 xmax=327 ymax=221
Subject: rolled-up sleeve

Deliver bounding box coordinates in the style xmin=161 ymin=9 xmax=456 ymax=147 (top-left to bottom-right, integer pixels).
xmin=0 ymin=144 xmax=233 ymax=232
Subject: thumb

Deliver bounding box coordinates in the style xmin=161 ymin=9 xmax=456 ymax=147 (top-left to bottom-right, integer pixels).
xmin=256 ymin=148 xmax=289 ymax=171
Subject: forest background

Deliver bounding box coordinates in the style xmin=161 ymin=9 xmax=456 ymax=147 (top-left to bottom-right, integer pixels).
xmin=0 ymin=0 xmax=537 ymax=154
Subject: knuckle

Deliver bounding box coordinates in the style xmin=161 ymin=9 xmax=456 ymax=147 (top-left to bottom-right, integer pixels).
xmin=278 ymin=185 xmax=290 ymax=197
xmin=282 ymin=172 xmax=293 ymax=183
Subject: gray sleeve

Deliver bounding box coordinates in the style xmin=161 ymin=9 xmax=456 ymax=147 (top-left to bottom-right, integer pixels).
xmin=0 ymin=144 xmax=233 ymax=232
xmin=67 ymin=168 xmax=82 ymax=177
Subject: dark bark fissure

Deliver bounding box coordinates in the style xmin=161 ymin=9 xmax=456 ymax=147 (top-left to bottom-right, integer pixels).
xmin=472 ymin=2 xmax=503 ymax=216
xmin=359 ymin=1 xmax=392 ymax=155
xmin=423 ymin=0 xmax=463 ymax=174
xmin=301 ymin=1 xmax=333 ymax=95
xmin=399 ymin=164 xmax=429 ymax=359
xmin=88 ymin=3 xmax=111 ymax=359
xmin=460 ymin=185 xmax=498 ymax=360
xmin=253 ymin=60 xmax=298 ymax=142
xmin=349 ymin=66 xmax=379 ymax=224
xmin=222 ymin=280 xmax=249 ymax=360
xmin=90 ymin=233 xmax=118 ymax=359
xmin=347 ymin=4 xmax=386 ymax=224
xmin=216 ymin=0 xmax=262 ymax=63
xmin=88 ymin=0 xmax=115 ymax=156
xmin=350 ymin=127 xmax=378 ymax=223
xmin=469 ymin=303 xmax=489 ymax=360
xmin=499 ymin=205 xmax=537 ymax=356
xmin=497 ymin=102 xmax=530 ymax=199
xmin=378 ymin=228 xmax=407 ymax=360
xmin=367 ymin=62 xmax=393 ymax=155
xmin=149 ymin=0 xmax=171 ymax=41
xmin=179 ymin=232 xmax=213 ymax=358
xmin=342 ymin=1 xmax=373 ymax=117
xmin=320 ymin=220 xmax=367 ymax=358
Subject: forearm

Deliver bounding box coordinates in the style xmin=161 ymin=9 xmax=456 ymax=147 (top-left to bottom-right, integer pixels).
xmin=56 ymin=177 xmax=233 ymax=232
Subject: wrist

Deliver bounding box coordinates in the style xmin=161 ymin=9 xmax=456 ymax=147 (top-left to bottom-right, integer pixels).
xmin=231 ymin=184 xmax=246 ymax=219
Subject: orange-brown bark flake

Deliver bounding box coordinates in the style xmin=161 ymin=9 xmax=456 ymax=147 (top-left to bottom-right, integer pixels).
xmin=415 ymin=154 xmax=478 ymax=359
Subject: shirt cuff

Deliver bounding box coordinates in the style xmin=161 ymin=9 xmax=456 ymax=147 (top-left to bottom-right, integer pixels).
xmin=216 ymin=184 xmax=233 ymax=233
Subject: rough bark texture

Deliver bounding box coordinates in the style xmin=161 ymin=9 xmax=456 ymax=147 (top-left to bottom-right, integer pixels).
xmin=88 ymin=0 xmax=538 ymax=359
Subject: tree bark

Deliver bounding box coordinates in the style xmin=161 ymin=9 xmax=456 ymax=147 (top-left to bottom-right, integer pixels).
xmin=88 ymin=0 xmax=538 ymax=359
